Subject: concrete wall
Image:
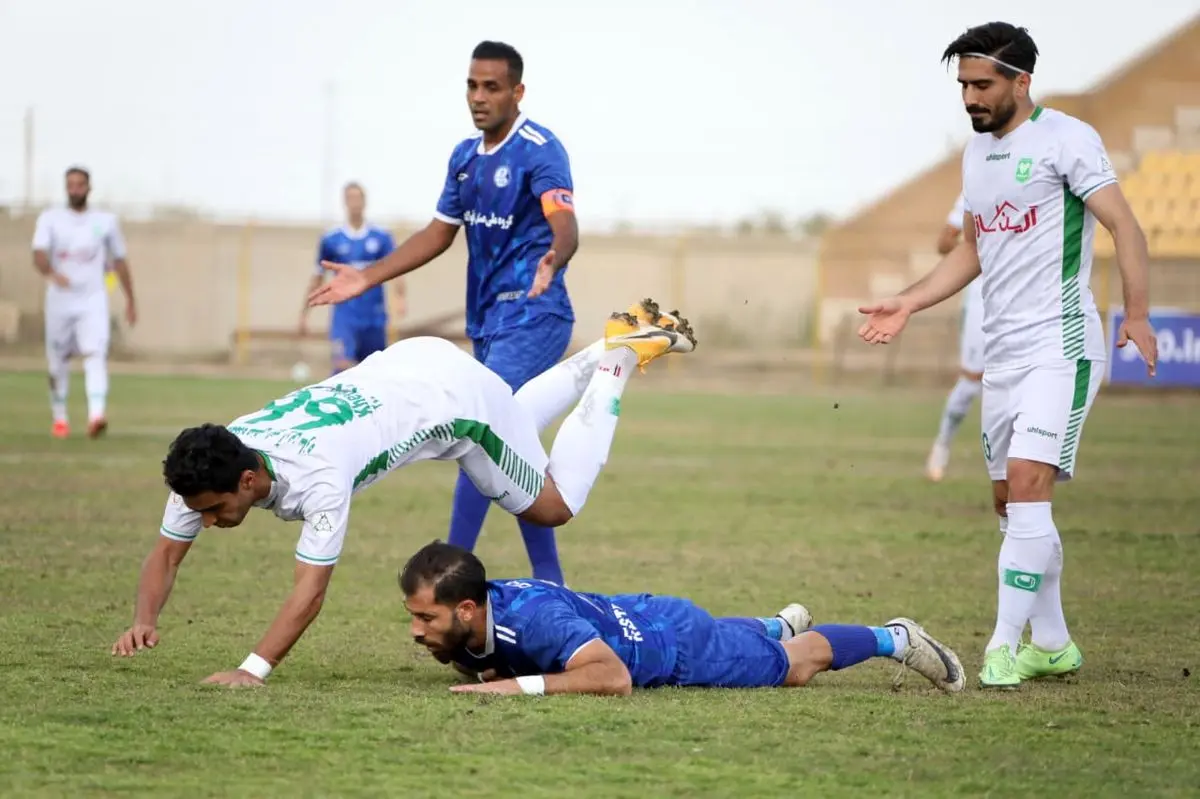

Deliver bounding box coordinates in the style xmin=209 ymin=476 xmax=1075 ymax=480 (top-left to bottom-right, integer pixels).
xmin=0 ymin=214 xmax=818 ymax=358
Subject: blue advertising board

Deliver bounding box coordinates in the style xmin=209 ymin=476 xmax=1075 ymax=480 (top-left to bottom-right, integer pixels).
xmin=1107 ymin=308 xmax=1200 ymax=387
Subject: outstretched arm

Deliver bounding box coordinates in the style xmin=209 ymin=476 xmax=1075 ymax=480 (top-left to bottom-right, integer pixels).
xmin=899 ymin=215 xmax=981 ymax=313
xmin=201 ymin=561 xmax=335 ymax=686
xmin=450 ymin=638 xmax=633 ymax=697
xmin=112 ymin=535 xmax=193 ymax=656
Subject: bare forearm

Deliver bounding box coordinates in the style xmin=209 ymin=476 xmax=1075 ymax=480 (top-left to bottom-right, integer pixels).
xmin=501 ymin=664 xmax=632 ymax=696
xmin=362 ymin=225 xmax=455 ymax=288
xmin=1114 ymin=222 xmax=1151 ymax=319
xmin=251 ymin=589 xmax=325 ymax=666
xmin=33 ymin=251 xmax=52 ymax=275
xmin=133 ymin=550 xmax=180 ymax=627
xmin=899 ymin=241 xmax=981 ymax=312
xmin=113 ymin=259 xmax=135 ymax=305
xmin=548 ymin=224 xmax=579 ymax=269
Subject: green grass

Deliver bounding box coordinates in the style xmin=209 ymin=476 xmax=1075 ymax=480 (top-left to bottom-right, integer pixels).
xmin=0 ymin=370 xmax=1197 ymax=798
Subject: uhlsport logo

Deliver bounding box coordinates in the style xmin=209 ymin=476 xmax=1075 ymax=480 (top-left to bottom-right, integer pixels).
xmin=1026 ymin=425 xmax=1058 ymax=440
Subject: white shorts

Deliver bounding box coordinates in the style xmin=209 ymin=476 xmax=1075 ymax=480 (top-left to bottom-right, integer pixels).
xmin=45 ymin=301 xmax=110 ymax=361
xmin=980 ymin=359 xmax=1104 ymax=482
xmin=959 ymin=300 xmax=985 ymax=374
xmin=417 ymin=340 xmax=549 ymax=516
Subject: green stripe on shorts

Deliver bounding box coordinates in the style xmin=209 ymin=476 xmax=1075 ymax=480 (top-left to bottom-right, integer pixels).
xmin=1059 ymin=359 xmax=1092 ymax=471
xmin=451 ymin=419 xmax=545 ymax=500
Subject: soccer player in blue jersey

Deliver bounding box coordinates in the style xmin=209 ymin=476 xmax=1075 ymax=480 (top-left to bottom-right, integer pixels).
xmin=300 ymin=182 xmax=401 ymax=374
xmin=399 ymin=542 xmax=966 ymax=697
xmin=309 ymin=41 xmax=579 ymax=585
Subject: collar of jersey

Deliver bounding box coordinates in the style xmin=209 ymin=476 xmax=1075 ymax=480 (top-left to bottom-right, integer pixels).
xmin=339 ymin=223 xmax=372 ymax=240
xmin=254 ymin=450 xmax=280 ymax=509
xmin=476 ymin=112 xmax=529 ymax=156
xmin=464 ymin=594 xmax=496 ymax=659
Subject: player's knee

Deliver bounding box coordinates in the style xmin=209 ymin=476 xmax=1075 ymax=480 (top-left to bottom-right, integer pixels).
xmin=519 ymin=480 xmax=575 ymax=528
xmin=782 ymin=632 xmax=831 ymax=687
xmin=1006 ymin=459 xmax=1057 ymax=501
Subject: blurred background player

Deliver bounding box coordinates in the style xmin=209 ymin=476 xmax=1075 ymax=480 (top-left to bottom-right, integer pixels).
xmin=308 ymin=41 xmax=579 ymax=586
xmin=300 ymin=182 xmax=402 ymax=374
xmin=859 ymin=22 xmax=1157 ymax=690
xmin=925 ymin=191 xmax=984 ymax=482
xmin=32 ymin=166 xmax=136 ymax=439
xmin=400 ymin=541 xmax=965 ymax=697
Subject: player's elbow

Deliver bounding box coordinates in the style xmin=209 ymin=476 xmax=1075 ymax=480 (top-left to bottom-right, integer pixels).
xmin=603 ymin=663 xmax=633 ymax=696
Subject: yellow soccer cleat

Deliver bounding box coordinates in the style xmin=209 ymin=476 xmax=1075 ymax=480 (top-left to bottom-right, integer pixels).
xmin=626 ymin=298 xmax=692 ymax=332
xmin=604 ymin=305 xmax=696 ymax=373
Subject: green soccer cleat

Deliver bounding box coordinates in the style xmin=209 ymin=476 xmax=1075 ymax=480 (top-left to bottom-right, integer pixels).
xmin=1016 ymin=641 xmax=1083 ymax=681
xmin=978 ymin=644 xmax=1021 ymax=690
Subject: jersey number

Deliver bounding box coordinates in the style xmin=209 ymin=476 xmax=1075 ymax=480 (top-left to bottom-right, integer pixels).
xmin=242 ymin=388 xmax=353 ymax=431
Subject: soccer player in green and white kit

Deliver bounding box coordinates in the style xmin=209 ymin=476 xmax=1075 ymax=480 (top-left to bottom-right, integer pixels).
xmin=858 ymin=22 xmax=1157 ymax=689
xmin=110 ymin=302 xmax=695 ymax=686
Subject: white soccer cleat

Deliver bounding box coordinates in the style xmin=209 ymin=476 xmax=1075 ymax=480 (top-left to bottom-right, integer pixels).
xmin=925 ymin=441 xmax=950 ymax=482
xmin=885 ymin=616 xmax=965 ymax=693
xmin=776 ymin=603 xmax=813 ymax=640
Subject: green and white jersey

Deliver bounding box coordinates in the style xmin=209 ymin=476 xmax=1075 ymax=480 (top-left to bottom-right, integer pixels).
xmin=961 ymin=106 xmax=1115 ymax=370
xmin=159 ymin=338 xmax=488 ymax=567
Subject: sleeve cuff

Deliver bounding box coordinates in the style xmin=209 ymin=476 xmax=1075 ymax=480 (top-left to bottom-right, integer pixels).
xmin=160 ymin=525 xmax=198 ymax=542
xmin=434 ymin=211 xmax=463 ymax=226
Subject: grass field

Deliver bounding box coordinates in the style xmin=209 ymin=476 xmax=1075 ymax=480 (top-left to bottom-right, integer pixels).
xmin=1 ymin=368 xmax=1197 ymax=798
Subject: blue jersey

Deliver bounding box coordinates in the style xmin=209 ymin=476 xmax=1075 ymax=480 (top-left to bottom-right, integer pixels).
xmin=451 ymin=579 xmax=689 ymax=688
xmin=317 ymin=225 xmax=395 ymax=328
xmin=435 ymin=114 xmax=575 ymax=340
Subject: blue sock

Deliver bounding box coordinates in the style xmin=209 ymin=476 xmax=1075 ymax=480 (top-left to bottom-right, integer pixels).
xmin=447 ymin=469 xmax=491 ymax=552
xmin=518 ymin=520 xmax=564 ymax=585
xmin=813 ymin=624 xmax=884 ymax=670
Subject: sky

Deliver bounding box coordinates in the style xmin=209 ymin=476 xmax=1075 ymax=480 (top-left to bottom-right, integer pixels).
xmin=0 ymin=0 xmax=1197 ymax=230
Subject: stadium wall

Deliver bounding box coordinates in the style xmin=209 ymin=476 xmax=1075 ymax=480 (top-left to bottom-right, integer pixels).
xmin=0 ymin=215 xmax=818 ymax=361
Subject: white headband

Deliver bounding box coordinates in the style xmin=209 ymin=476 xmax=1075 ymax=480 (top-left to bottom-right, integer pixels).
xmin=963 ymin=52 xmax=1030 ymax=75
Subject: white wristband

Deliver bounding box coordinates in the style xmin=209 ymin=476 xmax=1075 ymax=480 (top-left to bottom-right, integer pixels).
xmin=239 ymin=653 xmax=273 ymax=680
xmin=516 ymin=674 xmax=546 ymax=695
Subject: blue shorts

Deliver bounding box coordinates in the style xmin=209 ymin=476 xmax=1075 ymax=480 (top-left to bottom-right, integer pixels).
xmin=659 ymin=598 xmax=791 ymax=689
xmin=330 ymin=318 xmax=387 ymax=366
xmin=472 ymin=315 xmax=573 ymax=391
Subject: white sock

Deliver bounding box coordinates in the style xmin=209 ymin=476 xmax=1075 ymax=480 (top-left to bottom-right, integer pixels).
xmin=885 ymin=624 xmax=911 ymax=661
xmin=83 ymin=352 xmax=108 ymax=420
xmin=546 ymin=346 xmax=637 ymax=515
xmin=1029 ymin=526 xmax=1071 ymax=651
xmin=48 ymin=359 xmax=70 ymax=424
xmin=936 ymin=377 xmax=981 ymax=444
xmin=514 ymin=339 xmax=605 ymax=433
xmin=986 ymin=501 xmax=1055 ymax=653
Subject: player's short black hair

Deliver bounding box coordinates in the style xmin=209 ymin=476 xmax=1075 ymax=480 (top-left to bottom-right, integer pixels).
xmin=343 ymin=181 xmax=364 ymax=195
xmin=941 ymin=22 xmax=1038 ymax=79
xmin=162 ymin=423 xmax=258 ymax=496
xmin=399 ymin=541 xmax=489 ymax=607
xmin=471 ymin=40 xmax=523 ymax=85
xmin=65 ymin=166 xmax=90 ymax=182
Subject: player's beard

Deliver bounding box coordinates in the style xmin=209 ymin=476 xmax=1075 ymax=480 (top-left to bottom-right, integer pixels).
xmin=68 ymin=193 xmax=88 ymax=210
xmin=970 ymin=96 xmax=1018 ymax=133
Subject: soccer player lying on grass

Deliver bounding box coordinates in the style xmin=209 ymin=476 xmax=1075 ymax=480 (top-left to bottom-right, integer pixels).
xmin=400 ymin=542 xmax=966 ymax=696
xmin=109 ymin=301 xmax=696 ymax=686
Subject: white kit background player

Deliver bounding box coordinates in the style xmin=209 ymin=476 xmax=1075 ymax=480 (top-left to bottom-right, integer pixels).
xmin=858 ymin=22 xmax=1156 ymax=689
xmin=926 ymin=191 xmax=986 ymax=482
xmin=32 ymin=166 xmax=137 ymax=439
xmin=109 ymin=303 xmax=696 ymax=686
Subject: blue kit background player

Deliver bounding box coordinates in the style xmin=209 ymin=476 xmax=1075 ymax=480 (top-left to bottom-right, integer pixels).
xmin=308 ymin=41 xmax=579 ymax=585
xmin=400 ymin=542 xmax=967 ymax=697
xmin=300 ymin=182 xmax=400 ymax=374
